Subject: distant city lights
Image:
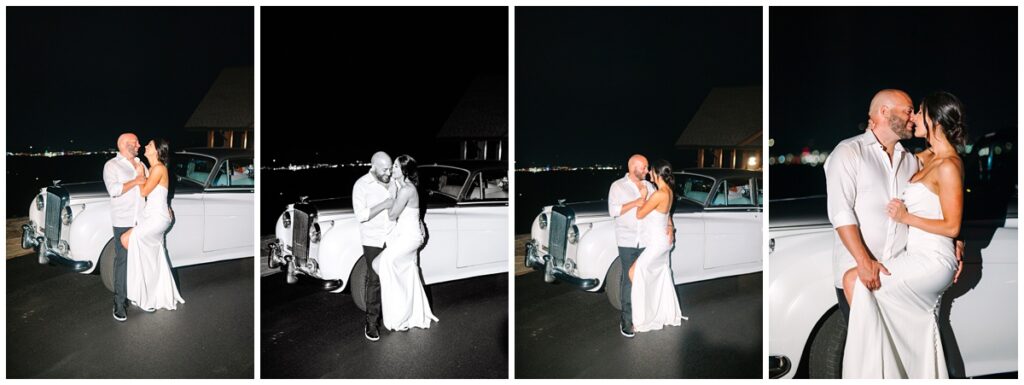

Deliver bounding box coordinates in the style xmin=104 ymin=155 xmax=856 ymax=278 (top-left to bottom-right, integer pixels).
xmin=516 ymin=164 xmax=622 ymax=173
xmin=263 ymin=161 xmax=371 ymax=171
xmin=7 ymin=150 xmax=117 ymax=157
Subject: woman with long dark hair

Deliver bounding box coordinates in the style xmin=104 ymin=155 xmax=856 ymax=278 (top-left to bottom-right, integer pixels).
xmin=842 ymin=92 xmax=967 ymax=378
xmin=628 ymin=159 xmax=684 ymax=332
xmin=373 ymin=154 xmax=438 ymax=330
xmin=120 ymin=138 xmax=184 ymax=311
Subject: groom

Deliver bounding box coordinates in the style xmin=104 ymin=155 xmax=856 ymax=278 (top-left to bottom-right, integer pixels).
xmin=607 ymin=154 xmax=657 ymax=338
xmin=102 ymin=133 xmax=147 ymax=322
xmin=352 ymin=151 xmax=397 ymax=341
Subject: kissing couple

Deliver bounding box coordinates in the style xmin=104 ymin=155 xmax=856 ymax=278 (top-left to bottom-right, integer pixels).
xmin=103 ymin=133 xmax=184 ymax=322
xmin=608 ymin=154 xmax=688 ymax=338
xmin=353 ymin=151 xmax=438 ymax=341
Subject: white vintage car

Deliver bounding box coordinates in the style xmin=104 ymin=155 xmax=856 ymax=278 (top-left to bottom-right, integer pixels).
xmin=768 ymin=133 xmax=1018 ymax=378
xmin=267 ymin=161 xmax=508 ymax=310
xmin=21 ymin=148 xmax=255 ymax=291
xmin=523 ymin=168 xmax=763 ymax=309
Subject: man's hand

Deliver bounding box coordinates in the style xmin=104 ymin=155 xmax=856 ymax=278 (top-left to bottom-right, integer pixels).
xmin=857 ymin=259 xmax=891 ymax=290
xmin=666 ymin=225 xmax=674 ymax=243
xmin=638 ymin=182 xmax=648 ymax=198
xmin=954 ymin=239 xmax=965 ymax=283
xmin=886 ymin=198 xmax=909 ymax=223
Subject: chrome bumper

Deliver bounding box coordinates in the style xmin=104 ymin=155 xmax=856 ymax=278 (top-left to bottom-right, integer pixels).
xmin=22 ymin=224 xmax=91 ymax=272
xmin=524 ymin=239 xmax=599 ymax=290
xmin=267 ymin=239 xmax=322 ymax=285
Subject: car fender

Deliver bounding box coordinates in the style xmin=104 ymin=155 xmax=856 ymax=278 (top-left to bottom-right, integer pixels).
xmin=575 ymin=220 xmax=619 ymax=292
xmin=767 ymin=226 xmax=836 ymax=378
xmin=314 ymin=216 xmax=363 ymax=287
xmin=67 ymin=201 xmax=114 ymax=274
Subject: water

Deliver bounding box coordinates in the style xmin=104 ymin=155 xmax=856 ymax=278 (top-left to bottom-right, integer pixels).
xmin=260 ymin=168 xmax=368 ymax=235
xmin=6 ymin=154 xmax=113 ymax=218
xmin=514 ymin=170 xmax=624 ymax=234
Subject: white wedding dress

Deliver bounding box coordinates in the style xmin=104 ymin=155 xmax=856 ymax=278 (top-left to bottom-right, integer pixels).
xmin=843 ymin=182 xmax=957 ymax=378
xmin=126 ymin=184 xmax=185 ymax=311
xmin=373 ymin=203 xmax=438 ymax=331
xmin=631 ymin=208 xmax=683 ymax=332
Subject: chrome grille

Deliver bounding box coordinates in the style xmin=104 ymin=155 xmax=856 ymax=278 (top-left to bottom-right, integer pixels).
xmin=549 ymin=210 xmax=568 ymax=266
xmin=44 ymin=192 xmax=62 ymax=248
xmin=292 ymin=209 xmax=310 ymax=265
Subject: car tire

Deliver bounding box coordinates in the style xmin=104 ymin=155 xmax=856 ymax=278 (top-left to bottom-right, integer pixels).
xmin=350 ymin=257 xmax=367 ymax=312
xmin=808 ymin=309 xmax=846 ymax=379
xmin=100 ymin=238 xmax=116 ymax=292
xmin=543 ymin=258 xmax=556 ymax=283
xmin=605 ymin=258 xmax=622 ymax=311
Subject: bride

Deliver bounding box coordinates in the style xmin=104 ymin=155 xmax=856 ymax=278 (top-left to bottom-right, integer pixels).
xmin=629 ymin=160 xmax=684 ymax=332
xmin=373 ymin=155 xmax=438 ymax=330
xmin=120 ymin=138 xmax=185 ymax=312
xmin=842 ymin=91 xmax=966 ymax=378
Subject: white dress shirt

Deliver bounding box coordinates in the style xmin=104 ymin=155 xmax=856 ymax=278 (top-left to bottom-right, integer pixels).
xmin=102 ymin=153 xmax=147 ymax=228
xmin=608 ymin=174 xmax=656 ymax=248
xmin=352 ymin=171 xmax=397 ymax=248
xmin=824 ymin=130 xmax=920 ymax=288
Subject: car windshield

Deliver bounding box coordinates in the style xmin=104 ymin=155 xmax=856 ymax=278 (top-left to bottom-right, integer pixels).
xmin=674 ymin=174 xmax=716 ymax=204
xmin=419 ymin=166 xmax=470 ymax=199
xmin=173 ymin=153 xmax=218 ymax=186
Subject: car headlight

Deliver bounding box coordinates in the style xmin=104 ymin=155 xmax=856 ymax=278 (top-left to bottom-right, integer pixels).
xmin=36 ymin=195 xmax=44 ymax=211
xmin=539 ymin=213 xmax=548 ymax=230
xmin=568 ymin=225 xmax=579 ymax=244
xmin=310 ymin=223 xmax=321 ymax=243
xmin=61 ymin=206 xmax=73 ymax=225
xmin=283 ymin=212 xmax=291 ymax=228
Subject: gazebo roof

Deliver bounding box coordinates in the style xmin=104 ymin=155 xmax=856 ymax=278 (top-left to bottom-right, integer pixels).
xmin=437 ymin=75 xmax=508 ymax=139
xmin=184 ymin=67 xmax=254 ymax=131
xmin=675 ymin=86 xmax=761 ymax=149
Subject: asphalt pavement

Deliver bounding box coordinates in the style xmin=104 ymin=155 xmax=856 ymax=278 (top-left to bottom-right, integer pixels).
xmin=6 ymin=255 xmax=255 ymax=378
xmin=515 ymin=271 xmax=762 ymax=379
xmin=260 ymin=272 xmax=508 ymax=379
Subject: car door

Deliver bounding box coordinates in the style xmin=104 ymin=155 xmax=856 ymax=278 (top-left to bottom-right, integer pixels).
xmin=164 ymin=153 xmax=212 ymax=267
xmin=455 ymin=168 xmax=508 ymax=269
xmin=417 ymin=166 xmax=464 ymax=284
xmin=702 ymin=176 xmax=762 ymax=270
xmin=202 ymin=155 xmax=255 ymax=255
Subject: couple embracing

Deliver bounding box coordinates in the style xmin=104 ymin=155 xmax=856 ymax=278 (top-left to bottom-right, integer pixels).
xmin=103 ymin=133 xmax=184 ymax=322
xmin=608 ymin=155 xmax=688 ymax=338
xmin=827 ymin=89 xmax=968 ymax=378
xmin=353 ymin=151 xmax=438 ymax=341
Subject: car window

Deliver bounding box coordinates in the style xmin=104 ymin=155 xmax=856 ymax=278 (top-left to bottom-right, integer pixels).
xmin=675 ymin=174 xmax=716 ymax=204
xmin=173 ymin=154 xmax=217 ymax=186
xmin=465 ymin=170 xmax=509 ymax=201
xmin=710 ymin=177 xmax=755 ymax=207
xmin=211 ymin=157 xmax=254 ymax=188
xmin=419 ymin=166 xmax=469 ymax=199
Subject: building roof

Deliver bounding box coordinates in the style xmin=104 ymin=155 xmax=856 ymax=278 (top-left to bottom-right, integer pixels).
xmin=184 ymin=67 xmax=254 ymax=131
xmin=675 ymin=86 xmax=762 ymax=149
xmin=437 ymin=75 xmax=508 ymax=139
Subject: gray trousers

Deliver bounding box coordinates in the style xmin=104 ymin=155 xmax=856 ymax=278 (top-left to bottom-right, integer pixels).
xmin=113 ymin=226 xmax=131 ymax=307
xmin=618 ymin=246 xmax=644 ymax=327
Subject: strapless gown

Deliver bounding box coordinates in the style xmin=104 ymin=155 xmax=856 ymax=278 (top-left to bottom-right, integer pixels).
xmin=373 ymin=207 xmax=438 ymax=330
xmin=126 ymin=185 xmax=185 ymax=311
xmin=843 ymin=182 xmax=957 ymax=378
xmin=631 ymin=209 xmax=683 ymax=332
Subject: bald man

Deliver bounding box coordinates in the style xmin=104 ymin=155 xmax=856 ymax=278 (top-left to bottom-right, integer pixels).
xmin=102 ymin=133 xmax=147 ymax=321
xmin=823 ymin=89 xmax=919 ymax=323
xmin=607 ymin=154 xmax=656 ymax=337
xmin=352 ymin=151 xmax=397 ymax=341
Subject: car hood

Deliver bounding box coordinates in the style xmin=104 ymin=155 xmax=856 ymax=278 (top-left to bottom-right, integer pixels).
xmin=768 ymin=195 xmax=829 ymax=229
xmin=53 ymin=181 xmax=110 ymax=201
xmin=302 ymin=196 xmax=355 ymax=217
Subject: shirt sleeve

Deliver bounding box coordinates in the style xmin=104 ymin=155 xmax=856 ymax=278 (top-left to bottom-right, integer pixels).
xmin=352 ymin=181 xmax=370 ymax=223
xmin=608 ymin=182 xmax=625 ymax=217
xmin=824 ymin=143 xmax=860 ymax=228
xmin=103 ymin=161 xmax=125 ymax=198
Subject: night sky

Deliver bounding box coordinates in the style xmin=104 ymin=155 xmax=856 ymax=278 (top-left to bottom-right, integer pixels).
xmin=770 ymin=7 xmax=1017 ymax=155
xmin=260 ymin=7 xmax=507 ymax=166
xmin=515 ymin=7 xmax=762 ymax=168
xmin=6 ymin=7 xmax=254 ymax=152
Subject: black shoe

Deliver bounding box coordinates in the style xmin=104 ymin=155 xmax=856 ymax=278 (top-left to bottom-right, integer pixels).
xmin=364 ymin=323 xmax=380 ymax=341
xmin=113 ymin=304 xmax=127 ymax=322
xmin=620 ymin=321 xmax=634 ymax=338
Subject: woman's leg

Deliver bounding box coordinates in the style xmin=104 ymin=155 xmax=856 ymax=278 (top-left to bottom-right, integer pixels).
xmin=842 ymin=267 xmax=858 ymax=306
xmin=120 ymin=228 xmax=133 ymax=249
